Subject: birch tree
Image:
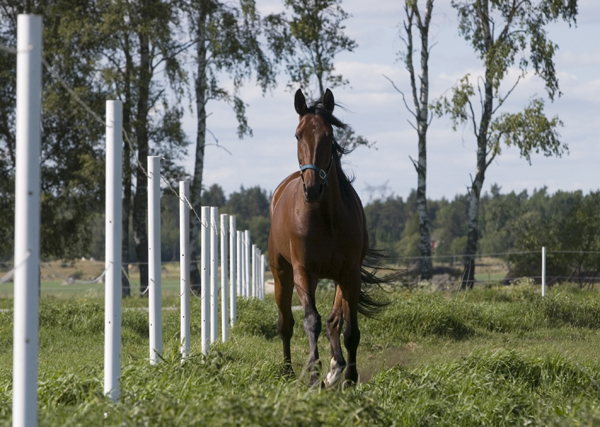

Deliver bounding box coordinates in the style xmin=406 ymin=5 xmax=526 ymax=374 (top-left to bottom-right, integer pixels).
xmin=186 ymin=0 xmax=275 ymax=292
xmin=436 ymin=0 xmax=577 ymax=289
xmin=386 ymin=0 xmax=435 ymax=280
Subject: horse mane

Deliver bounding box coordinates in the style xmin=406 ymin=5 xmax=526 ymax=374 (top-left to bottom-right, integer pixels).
xmin=307 ymin=100 xmax=356 ymax=202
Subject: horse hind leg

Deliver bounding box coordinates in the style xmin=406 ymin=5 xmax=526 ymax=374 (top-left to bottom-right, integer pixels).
xmin=324 ymin=284 xmax=346 ymax=388
xmin=342 ymin=278 xmax=361 ymax=385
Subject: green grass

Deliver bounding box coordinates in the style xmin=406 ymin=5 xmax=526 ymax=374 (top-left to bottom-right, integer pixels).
xmin=1 ymin=284 xmax=600 ymax=425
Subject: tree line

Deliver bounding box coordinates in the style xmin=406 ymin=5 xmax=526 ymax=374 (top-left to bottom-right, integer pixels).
xmin=87 ymin=183 xmax=600 ymax=285
xmin=368 ymin=185 xmax=600 ymax=282
xmin=0 ymin=0 xmax=582 ymax=295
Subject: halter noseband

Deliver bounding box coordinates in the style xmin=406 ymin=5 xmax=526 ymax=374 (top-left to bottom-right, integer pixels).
xmin=298 ymin=136 xmax=336 ymax=187
xmin=299 ymin=157 xmax=333 ymax=187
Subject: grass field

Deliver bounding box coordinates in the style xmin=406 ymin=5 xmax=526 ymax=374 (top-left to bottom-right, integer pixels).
xmin=1 ymin=283 xmax=600 ymax=425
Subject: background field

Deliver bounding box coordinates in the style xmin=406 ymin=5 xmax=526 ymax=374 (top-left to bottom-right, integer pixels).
xmin=1 ymin=282 xmax=600 ymax=425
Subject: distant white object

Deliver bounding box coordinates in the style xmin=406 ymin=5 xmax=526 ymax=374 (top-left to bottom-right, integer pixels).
xmin=542 ymin=246 xmax=546 ymax=297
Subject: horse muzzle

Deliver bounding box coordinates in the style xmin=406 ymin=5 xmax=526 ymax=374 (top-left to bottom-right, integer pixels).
xmin=303 ymin=181 xmax=324 ymax=203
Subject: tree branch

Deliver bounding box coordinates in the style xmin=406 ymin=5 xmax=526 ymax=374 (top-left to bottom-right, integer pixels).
xmin=493 ymin=76 xmax=521 ymax=115
xmin=383 ymin=74 xmax=417 ymax=118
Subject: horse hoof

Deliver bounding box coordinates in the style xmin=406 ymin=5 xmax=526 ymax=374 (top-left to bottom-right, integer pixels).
xmin=324 ymin=358 xmax=346 ymax=388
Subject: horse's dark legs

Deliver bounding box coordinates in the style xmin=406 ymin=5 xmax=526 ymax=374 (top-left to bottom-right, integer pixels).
xmin=324 ymin=284 xmax=346 ymax=387
xmin=295 ymin=269 xmax=321 ymax=387
xmin=342 ymin=282 xmax=360 ymax=384
xmin=274 ymin=263 xmax=295 ymax=377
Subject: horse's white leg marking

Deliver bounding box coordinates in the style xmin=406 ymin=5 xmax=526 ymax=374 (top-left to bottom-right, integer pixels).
xmin=324 ymin=357 xmax=346 ymax=388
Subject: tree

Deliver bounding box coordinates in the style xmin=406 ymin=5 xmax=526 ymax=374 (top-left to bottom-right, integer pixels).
xmin=265 ymin=0 xmax=371 ymax=152
xmin=186 ymin=0 xmax=275 ymax=293
xmin=436 ymin=0 xmax=576 ymax=289
xmin=100 ymin=0 xmax=189 ymax=296
xmin=386 ymin=0 xmax=435 ymax=280
xmin=265 ymin=0 xmax=356 ymax=98
xmin=0 ymin=0 xmax=106 ymax=260
xmin=510 ymin=191 xmax=600 ymax=286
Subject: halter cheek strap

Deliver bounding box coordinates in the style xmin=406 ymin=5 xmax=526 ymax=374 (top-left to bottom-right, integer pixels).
xmin=299 ymin=156 xmax=333 ymax=187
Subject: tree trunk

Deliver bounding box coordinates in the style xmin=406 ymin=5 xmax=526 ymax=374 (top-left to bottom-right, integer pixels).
xmin=461 ymin=174 xmax=482 ymax=290
xmin=121 ymin=45 xmax=133 ymax=298
xmin=415 ymin=130 xmax=432 ymax=280
xmin=407 ymin=0 xmax=434 ymax=280
xmin=133 ymin=32 xmax=150 ymax=296
xmin=460 ymin=0 xmax=493 ymax=290
xmin=189 ymin=11 xmax=208 ymax=293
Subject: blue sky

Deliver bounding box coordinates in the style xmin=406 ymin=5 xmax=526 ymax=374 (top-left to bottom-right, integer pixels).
xmin=178 ymin=0 xmax=600 ymax=203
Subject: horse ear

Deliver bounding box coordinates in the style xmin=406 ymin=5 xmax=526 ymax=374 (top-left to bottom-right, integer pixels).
xmin=294 ymin=89 xmax=308 ymax=116
xmin=322 ymin=89 xmax=335 ymax=112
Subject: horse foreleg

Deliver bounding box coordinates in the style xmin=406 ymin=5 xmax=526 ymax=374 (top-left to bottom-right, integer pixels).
xmin=324 ymin=284 xmax=346 ymax=388
xmin=274 ymin=264 xmax=295 ymax=377
xmin=295 ymin=269 xmax=321 ymax=387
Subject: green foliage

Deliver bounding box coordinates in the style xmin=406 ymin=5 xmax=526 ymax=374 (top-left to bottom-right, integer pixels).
xmin=265 ymin=0 xmax=357 ymax=97
xmin=364 ymin=196 xmax=407 ymax=253
xmin=0 ymin=0 xmax=107 ymax=260
xmin=201 ymin=184 xmax=271 ymax=253
xmin=510 ymin=191 xmax=600 ymax=282
xmin=491 ymin=97 xmax=565 ymax=163
xmin=451 ymin=0 xmax=577 ymax=100
xmin=363 ymin=187 xmax=600 ymax=277
xmin=264 ymin=0 xmax=372 ymax=151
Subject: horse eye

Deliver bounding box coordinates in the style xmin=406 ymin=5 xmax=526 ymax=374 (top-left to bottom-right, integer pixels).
xmin=295 ymin=134 xmax=300 ymax=141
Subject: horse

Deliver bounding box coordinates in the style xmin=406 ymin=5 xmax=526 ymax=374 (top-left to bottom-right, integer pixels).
xmin=268 ymin=88 xmax=390 ymax=388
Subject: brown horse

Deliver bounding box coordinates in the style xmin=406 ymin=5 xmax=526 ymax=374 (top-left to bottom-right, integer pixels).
xmin=268 ymin=88 xmax=388 ymax=388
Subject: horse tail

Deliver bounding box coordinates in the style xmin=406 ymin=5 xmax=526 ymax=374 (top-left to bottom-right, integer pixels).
xmin=358 ymin=248 xmax=402 ymax=318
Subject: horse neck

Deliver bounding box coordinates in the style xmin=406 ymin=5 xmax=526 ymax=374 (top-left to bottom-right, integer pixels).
xmin=321 ymin=160 xmax=344 ymax=214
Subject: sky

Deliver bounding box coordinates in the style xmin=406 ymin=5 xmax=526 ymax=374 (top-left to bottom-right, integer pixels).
xmin=176 ymin=0 xmax=600 ymax=204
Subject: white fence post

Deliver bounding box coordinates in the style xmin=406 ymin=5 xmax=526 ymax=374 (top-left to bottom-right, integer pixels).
xmin=542 ymin=246 xmax=546 ymax=297
xmin=201 ymin=207 xmax=210 ymax=355
xmin=104 ymin=100 xmax=122 ymax=400
xmin=210 ymin=207 xmax=218 ymax=343
xmin=220 ymin=214 xmax=228 ymax=342
xmin=180 ymin=181 xmax=190 ymax=359
xmin=241 ymin=232 xmax=246 ymax=297
xmin=245 ymin=230 xmax=251 ymax=297
xmin=229 ymin=216 xmax=237 ymax=325
xmin=13 ymin=14 xmax=42 ymax=427
xmin=148 ymin=156 xmax=162 ymax=364
xmin=236 ymin=231 xmax=242 ymax=297
xmin=261 ymin=254 xmax=265 ymax=301
xmin=251 ymin=244 xmax=257 ymax=298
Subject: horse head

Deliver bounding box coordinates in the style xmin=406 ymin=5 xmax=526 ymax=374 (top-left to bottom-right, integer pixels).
xmin=294 ymin=88 xmax=335 ymax=203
